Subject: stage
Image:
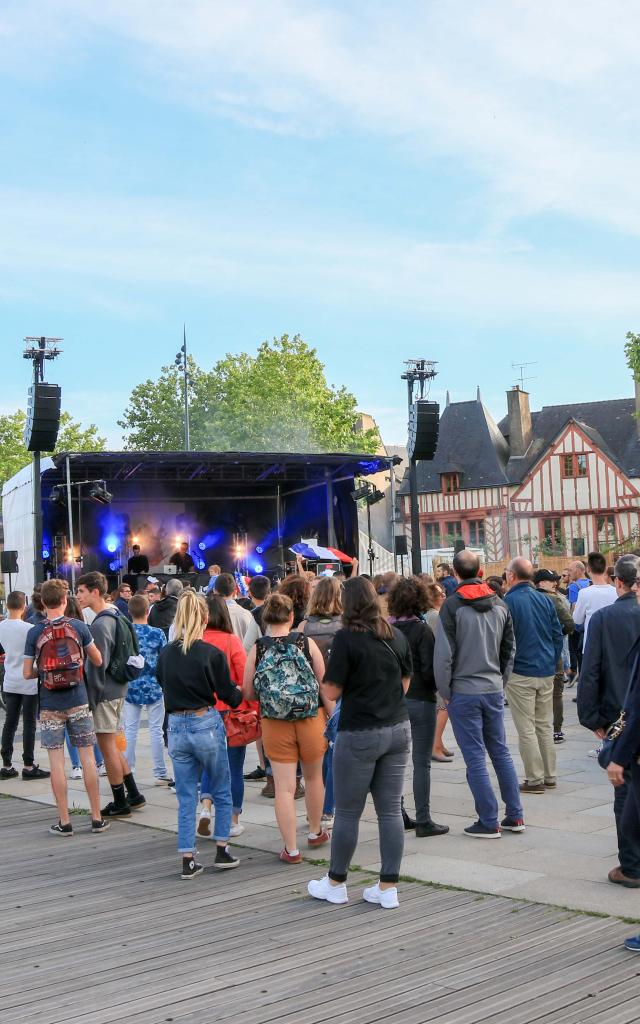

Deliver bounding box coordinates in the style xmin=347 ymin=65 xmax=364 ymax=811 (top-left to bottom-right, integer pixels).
xmin=2 ymin=450 xmax=399 ymax=593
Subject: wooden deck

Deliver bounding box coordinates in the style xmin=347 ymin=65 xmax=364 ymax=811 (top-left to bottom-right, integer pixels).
xmin=2 ymin=797 xmax=640 ymax=1024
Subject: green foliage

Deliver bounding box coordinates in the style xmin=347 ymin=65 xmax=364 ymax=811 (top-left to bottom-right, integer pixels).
xmin=0 ymin=411 xmax=106 ymax=491
xmin=625 ymin=331 xmax=640 ymax=382
xmin=119 ymin=335 xmax=380 ymax=454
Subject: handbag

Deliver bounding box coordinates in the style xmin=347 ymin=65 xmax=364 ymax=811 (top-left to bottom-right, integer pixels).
xmin=597 ymin=656 xmax=638 ymax=769
xmin=223 ymin=704 xmax=262 ymax=748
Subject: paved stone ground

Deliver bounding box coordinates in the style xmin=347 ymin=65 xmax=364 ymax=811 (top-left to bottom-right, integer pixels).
xmin=2 ymin=690 xmax=638 ymax=920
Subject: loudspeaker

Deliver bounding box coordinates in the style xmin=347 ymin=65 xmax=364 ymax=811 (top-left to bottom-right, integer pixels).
xmin=454 ymin=539 xmax=465 ymax=554
xmin=395 ymin=535 xmax=408 ymax=556
xmin=1 ymin=551 xmax=18 ymax=573
xmin=407 ymin=400 xmax=439 ymax=461
xmin=23 ymin=383 xmax=61 ymax=452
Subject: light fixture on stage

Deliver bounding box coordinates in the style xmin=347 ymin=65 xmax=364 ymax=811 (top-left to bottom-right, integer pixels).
xmin=198 ymin=541 xmax=206 ymax=551
xmin=350 ymin=484 xmax=370 ymax=502
xmin=88 ymin=481 xmax=112 ymax=505
xmin=368 ymin=488 xmax=385 ymax=506
xmin=256 ymin=545 xmax=264 ymax=554
xmin=42 ymin=546 xmax=50 ymax=559
xmin=50 ymin=485 xmax=66 ymax=506
xmin=254 ymin=562 xmax=264 ymax=574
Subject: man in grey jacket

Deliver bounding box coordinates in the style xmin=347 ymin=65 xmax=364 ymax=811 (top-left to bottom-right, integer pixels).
xmin=434 ymin=549 xmax=523 ymax=838
xmin=76 ymin=572 xmax=146 ymax=818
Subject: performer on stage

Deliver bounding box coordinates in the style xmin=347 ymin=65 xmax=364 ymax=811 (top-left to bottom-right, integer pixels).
xmin=169 ymin=541 xmax=195 ymax=575
xmin=127 ymin=544 xmax=149 ymax=575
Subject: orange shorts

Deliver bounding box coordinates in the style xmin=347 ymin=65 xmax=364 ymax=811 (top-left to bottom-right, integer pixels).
xmin=261 ymin=714 xmax=327 ymax=764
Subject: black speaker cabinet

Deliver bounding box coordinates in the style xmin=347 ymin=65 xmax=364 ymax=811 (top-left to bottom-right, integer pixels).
xmin=394 ymin=535 xmax=408 ymax=556
xmin=1 ymin=550 xmax=19 ymax=573
xmin=23 ymin=383 xmax=61 ymax=452
xmin=407 ymin=400 xmax=439 ymax=461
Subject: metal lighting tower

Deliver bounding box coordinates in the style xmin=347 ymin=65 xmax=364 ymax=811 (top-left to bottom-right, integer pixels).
xmin=23 ymin=337 xmax=62 ymax=585
xmin=401 ymin=358 xmax=438 ymax=574
xmin=175 ymin=325 xmax=190 ymax=450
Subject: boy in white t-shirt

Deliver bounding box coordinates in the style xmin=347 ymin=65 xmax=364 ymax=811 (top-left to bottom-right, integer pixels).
xmin=573 ymin=551 xmax=617 ymax=648
xmin=0 ymin=591 xmax=50 ymax=779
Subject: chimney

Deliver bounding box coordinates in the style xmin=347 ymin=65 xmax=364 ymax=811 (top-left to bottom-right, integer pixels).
xmin=635 ymin=379 xmax=640 ymax=437
xmin=507 ymin=386 xmax=532 ymax=457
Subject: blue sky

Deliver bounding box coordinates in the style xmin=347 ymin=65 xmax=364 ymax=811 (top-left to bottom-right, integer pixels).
xmin=1 ymin=0 xmax=639 ymax=447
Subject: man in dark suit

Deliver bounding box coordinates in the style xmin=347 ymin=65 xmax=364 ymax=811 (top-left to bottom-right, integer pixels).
xmin=578 ymin=554 xmax=640 ymax=888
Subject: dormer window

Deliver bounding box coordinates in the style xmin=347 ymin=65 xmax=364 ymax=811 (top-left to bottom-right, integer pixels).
xmin=562 ymin=454 xmax=588 ymax=478
xmin=441 ymin=473 xmax=460 ymax=494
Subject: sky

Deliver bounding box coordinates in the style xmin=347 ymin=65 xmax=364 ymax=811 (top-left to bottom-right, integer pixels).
xmin=1 ymin=0 xmax=639 ymax=448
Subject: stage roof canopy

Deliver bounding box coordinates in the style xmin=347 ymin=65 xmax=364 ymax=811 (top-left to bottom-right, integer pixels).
xmin=47 ymin=450 xmax=401 ymax=485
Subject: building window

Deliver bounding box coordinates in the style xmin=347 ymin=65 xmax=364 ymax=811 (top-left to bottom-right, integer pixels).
xmin=597 ymin=514 xmax=616 ymax=547
xmin=468 ymin=520 xmax=485 ymax=546
xmin=444 ymin=521 xmax=463 ymax=544
xmin=441 ymin=473 xmax=460 ymax=494
xmin=423 ymin=522 xmax=441 ymax=549
xmin=561 ymin=454 xmax=588 ymax=478
xmin=541 ymin=517 xmax=563 ymax=551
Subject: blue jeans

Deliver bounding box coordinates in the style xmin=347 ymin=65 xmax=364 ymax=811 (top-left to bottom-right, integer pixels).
xmin=322 ymin=745 xmax=334 ymax=815
xmin=65 ymin=726 xmax=103 ymax=770
xmin=123 ymin=698 xmax=169 ymax=778
xmin=202 ymin=743 xmax=246 ymax=816
xmin=168 ymin=710 xmax=232 ymax=852
xmin=448 ymin=691 xmax=523 ymax=829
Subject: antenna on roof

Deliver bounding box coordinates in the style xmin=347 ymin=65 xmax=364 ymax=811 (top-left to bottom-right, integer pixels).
xmin=511 ymin=361 xmax=537 ymax=390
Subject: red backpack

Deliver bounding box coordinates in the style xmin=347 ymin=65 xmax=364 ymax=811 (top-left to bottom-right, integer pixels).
xmin=35 ymin=618 xmax=84 ymax=691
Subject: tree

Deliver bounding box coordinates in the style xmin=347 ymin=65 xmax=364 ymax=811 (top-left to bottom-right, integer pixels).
xmin=119 ymin=335 xmax=380 ymax=454
xmin=0 ymin=411 xmax=107 ymax=491
xmin=625 ymin=331 xmax=640 ymax=385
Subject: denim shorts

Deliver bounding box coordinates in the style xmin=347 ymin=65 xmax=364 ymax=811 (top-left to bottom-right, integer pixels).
xmin=40 ymin=705 xmax=97 ymax=750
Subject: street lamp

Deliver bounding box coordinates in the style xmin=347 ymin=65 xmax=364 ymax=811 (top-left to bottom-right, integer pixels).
xmin=175 ymin=325 xmax=190 ymax=451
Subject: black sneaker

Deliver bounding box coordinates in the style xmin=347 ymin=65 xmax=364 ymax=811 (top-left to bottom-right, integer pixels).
xmin=101 ymin=801 xmax=132 ymax=818
xmin=214 ymin=845 xmax=240 ymax=870
xmin=91 ymin=819 xmax=111 ymax=833
xmin=49 ymin=821 xmax=73 ymax=837
xmin=22 ymin=765 xmax=50 ymax=780
xmin=501 ymin=816 xmax=526 ymax=833
xmin=243 ymin=766 xmax=267 ymax=781
xmin=127 ymin=794 xmax=146 ymax=810
xmin=181 ymin=856 xmax=204 ymax=879
xmin=464 ymin=820 xmax=501 ymax=839
xmin=0 ymin=766 xmax=19 ymax=779
xmin=416 ymin=821 xmax=450 ymax=837
xmin=553 ymin=731 xmax=565 ymax=743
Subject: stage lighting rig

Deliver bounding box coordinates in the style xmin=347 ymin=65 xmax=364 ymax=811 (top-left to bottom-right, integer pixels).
xmin=88 ymin=481 xmax=112 ymax=506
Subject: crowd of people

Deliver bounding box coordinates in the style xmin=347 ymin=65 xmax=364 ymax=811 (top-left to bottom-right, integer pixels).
xmin=1 ymin=548 xmax=639 ymax=951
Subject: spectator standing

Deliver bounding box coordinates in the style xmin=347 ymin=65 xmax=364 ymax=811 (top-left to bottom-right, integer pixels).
xmin=277 ymin=573 xmax=312 ymax=629
xmin=157 ymin=591 xmax=241 ymax=878
xmin=214 ymin=573 xmax=261 ymax=652
xmin=205 ymin=564 xmax=222 ymax=594
xmin=0 ymin=591 xmax=49 ymax=780
xmin=248 ymin=574 xmax=271 ymax=634
xmin=533 ymin=569 xmax=574 ymax=743
xmin=504 ymin=558 xmax=563 ymax=794
xmin=436 ymin=563 xmax=458 ymax=597
xmin=124 ymin=594 xmax=173 ymax=785
xmin=578 ymin=554 xmax=640 ymax=888
xmin=424 ymin=581 xmax=455 ymax=762
xmin=148 ymin=578 xmax=183 ymax=637
xmin=307 ymin=577 xmax=412 ymax=909
xmin=567 ymin=560 xmax=590 ymax=680
xmin=22 ymin=579 xmax=107 ymax=835
xmin=388 ymin=576 xmax=448 ymax=838
xmin=434 ymin=551 xmax=522 ymax=837
xmin=112 ymin=583 xmax=133 ymax=620
xmin=573 ymin=551 xmax=617 ymax=648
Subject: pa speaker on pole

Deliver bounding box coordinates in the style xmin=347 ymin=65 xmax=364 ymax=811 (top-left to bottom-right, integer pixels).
xmin=23 ymin=384 xmax=61 ymax=452
xmin=407 ymin=400 xmax=439 ymax=461
xmin=0 ymin=551 xmax=19 ymax=573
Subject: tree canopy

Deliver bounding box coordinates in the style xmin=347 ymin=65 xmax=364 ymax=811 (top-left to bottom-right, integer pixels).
xmin=0 ymin=411 xmax=106 ymax=491
xmin=625 ymin=331 xmax=640 ymax=383
xmin=118 ymin=335 xmax=380 ymax=454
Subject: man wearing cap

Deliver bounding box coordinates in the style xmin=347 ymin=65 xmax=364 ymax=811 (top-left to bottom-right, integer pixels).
xmin=578 ymin=554 xmax=640 ymax=888
xmin=534 ymin=569 xmax=574 ymax=742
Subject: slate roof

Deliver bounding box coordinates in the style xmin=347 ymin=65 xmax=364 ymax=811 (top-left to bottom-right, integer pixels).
xmin=399 ymin=400 xmax=510 ymax=493
xmin=498 ymin=398 xmax=640 ymax=483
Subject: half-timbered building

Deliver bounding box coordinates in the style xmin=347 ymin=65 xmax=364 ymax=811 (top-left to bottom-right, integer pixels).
xmin=400 ymin=386 xmax=640 ymax=562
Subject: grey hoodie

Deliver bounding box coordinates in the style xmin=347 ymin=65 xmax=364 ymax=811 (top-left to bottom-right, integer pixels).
xmin=85 ymin=606 xmax=128 ymax=708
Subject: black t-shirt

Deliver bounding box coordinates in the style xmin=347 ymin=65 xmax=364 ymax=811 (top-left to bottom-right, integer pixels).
xmin=169 ymin=551 xmax=195 ymax=574
xmin=325 ymin=627 xmax=412 ymax=731
xmin=393 ymin=619 xmax=436 ymax=702
xmin=156 ymin=639 xmax=242 ymax=713
xmin=251 ymin=604 xmax=266 ymax=634
xmin=128 ymin=554 xmax=149 ymax=574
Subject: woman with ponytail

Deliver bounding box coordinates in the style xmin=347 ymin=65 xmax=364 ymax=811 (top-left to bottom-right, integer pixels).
xmin=157 ymin=590 xmax=243 ymax=879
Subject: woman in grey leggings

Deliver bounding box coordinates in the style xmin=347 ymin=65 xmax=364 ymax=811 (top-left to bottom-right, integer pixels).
xmin=308 ymin=577 xmax=412 ymax=909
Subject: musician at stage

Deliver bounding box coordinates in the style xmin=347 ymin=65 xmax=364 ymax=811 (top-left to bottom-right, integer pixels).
xmin=127 ymin=544 xmax=149 ymax=575
xmin=169 ymin=541 xmax=196 ymax=575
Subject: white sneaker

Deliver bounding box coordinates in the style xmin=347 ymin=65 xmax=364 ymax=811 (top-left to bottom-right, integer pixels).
xmin=321 ymin=813 xmax=334 ymax=827
xmin=229 ymin=823 xmax=245 ymax=837
xmin=307 ymin=875 xmax=348 ymax=904
xmin=97 ymin=764 xmax=108 ymax=776
xmin=363 ymin=882 xmax=399 ymax=909
xmin=70 ymin=766 xmax=83 ymax=780
xmin=588 ymin=744 xmax=603 ymax=758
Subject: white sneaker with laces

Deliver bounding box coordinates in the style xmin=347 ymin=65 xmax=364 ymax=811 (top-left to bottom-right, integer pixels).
xmin=97 ymin=764 xmax=108 ymax=776
xmin=70 ymin=766 xmax=83 ymax=780
xmin=307 ymin=875 xmax=348 ymax=904
xmin=363 ymin=882 xmax=399 ymax=909
xmin=229 ymin=823 xmax=245 ymax=837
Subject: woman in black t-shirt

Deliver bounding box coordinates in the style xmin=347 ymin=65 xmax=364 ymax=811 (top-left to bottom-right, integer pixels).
xmin=156 ymin=591 xmax=243 ymax=880
xmin=307 ymin=577 xmax=412 ymax=910
xmin=388 ymin=576 xmax=449 ymax=839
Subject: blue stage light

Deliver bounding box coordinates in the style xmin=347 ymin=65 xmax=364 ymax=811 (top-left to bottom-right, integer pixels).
xmin=197 ymin=559 xmax=206 ymax=570
xmin=109 ymin=561 xmax=120 ymax=572
xmin=198 ymin=542 xmax=206 ymax=551
xmin=42 ymin=548 xmax=50 ymax=560
xmin=105 ymin=534 xmax=119 ymax=554
xmin=254 ymin=563 xmax=264 ymax=574
xmin=256 ymin=545 xmax=264 ymax=554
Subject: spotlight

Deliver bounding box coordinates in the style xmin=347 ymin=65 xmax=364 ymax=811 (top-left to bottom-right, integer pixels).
xmin=351 ymin=484 xmax=369 ymax=502
xmin=198 ymin=541 xmax=206 ymax=551
xmin=132 ymin=535 xmax=139 ymax=545
xmin=88 ymin=481 xmax=112 ymax=505
xmin=197 ymin=559 xmax=206 ymax=570
xmin=254 ymin=563 xmax=264 ymax=574
xmin=66 ymin=549 xmax=73 ymax=562
xmin=49 ymin=485 xmax=66 ymax=506
xmin=42 ymin=547 xmax=50 ymax=560
xmin=256 ymin=545 xmax=264 ymax=555
xmin=109 ymin=560 xmax=120 ymax=572
xmin=368 ymin=488 xmax=385 ymax=506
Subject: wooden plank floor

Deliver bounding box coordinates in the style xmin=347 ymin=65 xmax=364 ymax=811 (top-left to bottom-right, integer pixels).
xmin=2 ymin=798 xmax=639 ymax=1024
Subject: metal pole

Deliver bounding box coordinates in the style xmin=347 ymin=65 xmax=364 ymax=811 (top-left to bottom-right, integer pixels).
xmin=33 ymin=451 xmax=43 ymax=586
xmin=77 ymin=484 xmax=83 ymax=573
xmin=406 ymin=376 xmax=422 ymax=574
xmin=276 ymin=485 xmax=285 ymax=571
xmin=389 ymin=459 xmax=398 ymax=573
xmin=366 ymin=495 xmax=374 ymax=577
xmin=183 ymin=324 xmax=190 ymax=451
xmin=65 ymin=456 xmax=76 ymax=590
xmin=325 ymin=469 xmax=337 ymax=548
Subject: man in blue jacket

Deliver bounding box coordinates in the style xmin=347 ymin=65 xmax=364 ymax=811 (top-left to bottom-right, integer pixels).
xmin=504 ymin=557 xmax=563 ymax=794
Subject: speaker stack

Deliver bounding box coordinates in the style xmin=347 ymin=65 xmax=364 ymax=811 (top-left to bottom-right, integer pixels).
xmin=23 ymin=383 xmax=62 ymax=451
xmin=407 ymin=399 xmax=440 ymax=461
xmin=0 ymin=551 xmax=18 ymax=574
